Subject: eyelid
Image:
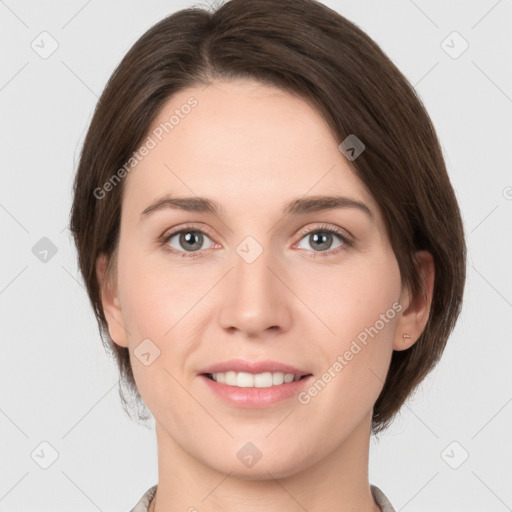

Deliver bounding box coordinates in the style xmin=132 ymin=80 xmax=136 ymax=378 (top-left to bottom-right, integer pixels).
xmin=162 ymin=222 xmax=215 ymax=239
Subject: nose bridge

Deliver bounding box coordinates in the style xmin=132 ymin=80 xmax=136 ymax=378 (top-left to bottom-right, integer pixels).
xmin=235 ymin=235 xmax=274 ymax=294
xmin=218 ymin=234 xmax=291 ymax=335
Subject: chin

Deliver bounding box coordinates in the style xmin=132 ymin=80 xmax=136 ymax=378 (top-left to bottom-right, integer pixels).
xmin=201 ymin=442 xmax=314 ymax=481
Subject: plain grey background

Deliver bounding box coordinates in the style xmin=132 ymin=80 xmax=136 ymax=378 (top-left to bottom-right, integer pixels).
xmin=1 ymin=0 xmax=511 ymax=510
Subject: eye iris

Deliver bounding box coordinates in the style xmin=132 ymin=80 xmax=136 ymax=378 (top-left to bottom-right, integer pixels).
xmin=180 ymin=231 xmax=203 ymax=251
xmin=310 ymin=232 xmax=332 ymax=251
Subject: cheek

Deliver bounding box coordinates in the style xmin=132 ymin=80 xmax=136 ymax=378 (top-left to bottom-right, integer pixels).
xmin=116 ymin=251 xmax=209 ymax=391
xmin=306 ymin=251 xmax=402 ymax=406
xmin=305 ymin=252 xmax=402 ymax=342
xmin=117 ymin=256 xmax=202 ymax=416
xmin=294 ymin=255 xmax=401 ymax=426
xmin=118 ymin=250 xmax=206 ymax=335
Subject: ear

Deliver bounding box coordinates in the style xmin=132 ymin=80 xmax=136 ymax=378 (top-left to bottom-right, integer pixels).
xmin=393 ymin=250 xmax=435 ymax=351
xmin=96 ymin=253 xmax=129 ymax=348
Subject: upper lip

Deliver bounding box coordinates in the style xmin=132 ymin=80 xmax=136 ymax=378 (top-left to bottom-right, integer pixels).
xmin=199 ymin=359 xmax=311 ymax=376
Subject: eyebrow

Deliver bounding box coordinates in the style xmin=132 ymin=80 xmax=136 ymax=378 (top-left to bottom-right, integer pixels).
xmin=140 ymin=194 xmax=373 ymax=220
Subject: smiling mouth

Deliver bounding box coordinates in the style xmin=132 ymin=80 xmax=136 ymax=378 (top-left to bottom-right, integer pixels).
xmin=202 ymin=371 xmax=312 ymax=388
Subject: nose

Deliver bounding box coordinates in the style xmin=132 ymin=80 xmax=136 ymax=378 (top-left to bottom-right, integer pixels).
xmin=217 ymin=240 xmax=292 ymax=338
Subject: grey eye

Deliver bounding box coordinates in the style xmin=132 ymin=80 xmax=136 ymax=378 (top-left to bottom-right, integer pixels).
xmin=297 ymin=231 xmax=344 ymax=252
xmin=167 ymin=230 xmax=213 ymax=252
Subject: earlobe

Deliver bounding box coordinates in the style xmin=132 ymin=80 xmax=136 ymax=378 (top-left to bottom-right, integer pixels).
xmin=95 ymin=253 xmax=129 ymax=348
xmin=393 ymin=250 xmax=435 ymax=351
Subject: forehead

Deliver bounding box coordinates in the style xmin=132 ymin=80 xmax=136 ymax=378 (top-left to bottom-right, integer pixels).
xmin=122 ymin=79 xmax=380 ymax=222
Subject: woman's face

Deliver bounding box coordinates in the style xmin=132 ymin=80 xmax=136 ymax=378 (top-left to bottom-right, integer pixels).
xmin=100 ymin=78 xmax=412 ymax=477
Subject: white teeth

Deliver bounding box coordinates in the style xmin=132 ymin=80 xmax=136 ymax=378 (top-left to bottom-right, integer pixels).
xmin=210 ymin=371 xmax=301 ymax=388
xmin=272 ymin=372 xmax=284 ymax=385
xmin=237 ymin=372 xmax=254 ymax=388
xmin=255 ymin=372 xmax=273 ymax=387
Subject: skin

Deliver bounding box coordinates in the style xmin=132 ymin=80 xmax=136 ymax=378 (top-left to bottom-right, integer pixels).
xmin=97 ymin=79 xmax=434 ymax=512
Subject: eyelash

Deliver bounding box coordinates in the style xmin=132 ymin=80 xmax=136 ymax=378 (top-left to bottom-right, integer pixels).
xmin=159 ymin=223 xmax=354 ymax=259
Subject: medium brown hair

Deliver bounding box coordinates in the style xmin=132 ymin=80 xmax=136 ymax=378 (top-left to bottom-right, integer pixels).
xmin=70 ymin=0 xmax=466 ymax=434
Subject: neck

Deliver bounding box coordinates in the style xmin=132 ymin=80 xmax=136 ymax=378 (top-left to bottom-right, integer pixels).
xmin=150 ymin=411 xmax=381 ymax=512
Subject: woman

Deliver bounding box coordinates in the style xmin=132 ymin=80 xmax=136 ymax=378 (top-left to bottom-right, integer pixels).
xmin=70 ymin=0 xmax=466 ymax=510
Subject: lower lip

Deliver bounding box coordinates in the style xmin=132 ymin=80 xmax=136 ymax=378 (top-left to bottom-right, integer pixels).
xmin=199 ymin=375 xmax=313 ymax=408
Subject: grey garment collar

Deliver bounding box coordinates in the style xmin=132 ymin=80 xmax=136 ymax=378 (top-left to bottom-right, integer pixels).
xmin=371 ymin=484 xmax=397 ymax=512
